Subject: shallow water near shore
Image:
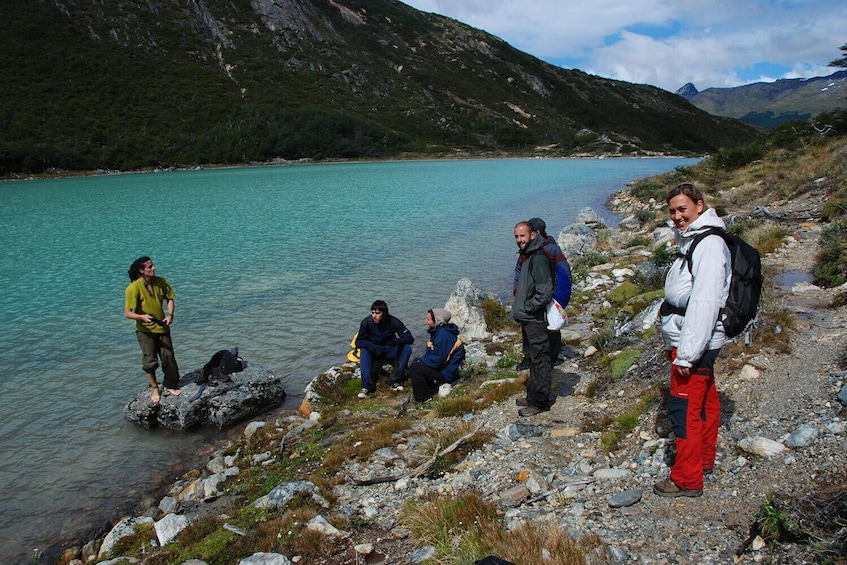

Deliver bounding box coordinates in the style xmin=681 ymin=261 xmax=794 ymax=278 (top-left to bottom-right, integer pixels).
xmin=0 ymin=157 xmax=697 ymax=562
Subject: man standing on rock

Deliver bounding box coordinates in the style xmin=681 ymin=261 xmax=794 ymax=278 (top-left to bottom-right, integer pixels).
xmin=511 ymin=221 xmax=554 ymax=416
xmin=124 ymin=256 xmax=181 ymax=403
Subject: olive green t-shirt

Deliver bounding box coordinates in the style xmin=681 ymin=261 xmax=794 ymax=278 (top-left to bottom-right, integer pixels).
xmin=125 ymin=276 xmax=174 ymax=334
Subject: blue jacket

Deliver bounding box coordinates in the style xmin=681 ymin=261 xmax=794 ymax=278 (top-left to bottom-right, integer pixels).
xmin=420 ymin=323 xmax=465 ymax=382
xmin=355 ymin=314 xmax=414 ymax=355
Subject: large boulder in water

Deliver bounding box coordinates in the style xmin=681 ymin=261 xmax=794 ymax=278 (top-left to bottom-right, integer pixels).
xmin=124 ymin=362 xmax=286 ymax=430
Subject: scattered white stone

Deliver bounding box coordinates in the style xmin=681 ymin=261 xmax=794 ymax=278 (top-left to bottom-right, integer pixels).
xmin=752 ymin=535 xmax=766 ymax=551
xmin=785 ymin=424 xmax=819 ymax=448
xmin=438 ymin=383 xmax=453 ymax=397
xmin=354 ymin=543 xmax=374 ymax=555
xmin=98 ymin=516 xmax=154 ymax=558
xmin=827 ymin=421 xmax=846 ymax=434
xmin=207 ymin=454 xmax=227 ymax=474
xmin=593 ymin=468 xmax=631 ymax=479
xmin=239 ymin=553 xmax=292 ymax=565
xmin=252 ymin=451 xmax=273 ymax=464
xmin=158 ymin=496 xmax=180 ymax=514
xmin=740 ymin=364 xmax=761 ymax=380
xmin=584 ymin=346 xmax=598 ymax=357
xmin=738 ymin=436 xmax=786 ymax=458
xmin=792 ymin=282 xmax=822 ymax=293
xmin=155 ymin=513 xmax=190 ymax=546
xmin=244 ymin=421 xmax=267 ymax=438
xmin=306 ymin=515 xmax=348 ymax=538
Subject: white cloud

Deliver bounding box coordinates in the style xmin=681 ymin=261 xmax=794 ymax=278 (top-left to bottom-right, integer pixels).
xmin=401 ymin=0 xmax=847 ymax=91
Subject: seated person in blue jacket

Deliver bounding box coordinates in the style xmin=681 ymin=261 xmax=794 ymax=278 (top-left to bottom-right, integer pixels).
xmin=355 ymin=300 xmax=414 ymax=398
xmin=409 ymin=308 xmax=466 ymax=403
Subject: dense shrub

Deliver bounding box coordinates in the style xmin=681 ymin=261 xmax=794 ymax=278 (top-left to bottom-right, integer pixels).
xmin=813 ymin=221 xmax=847 ymax=287
xmin=713 ymin=144 xmax=766 ymax=170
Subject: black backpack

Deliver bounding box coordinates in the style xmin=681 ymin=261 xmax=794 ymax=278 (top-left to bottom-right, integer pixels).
xmin=201 ymin=347 xmax=245 ymax=383
xmin=663 ymin=227 xmax=763 ymax=338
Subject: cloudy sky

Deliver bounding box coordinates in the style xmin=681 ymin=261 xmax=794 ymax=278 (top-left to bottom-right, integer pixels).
xmin=401 ymin=0 xmax=846 ymax=93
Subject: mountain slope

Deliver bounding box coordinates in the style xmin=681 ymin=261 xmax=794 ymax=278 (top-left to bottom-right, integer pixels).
xmin=677 ymin=70 xmax=847 ymax=128
xmin=0 ymin=0 xmax=760 ymax=173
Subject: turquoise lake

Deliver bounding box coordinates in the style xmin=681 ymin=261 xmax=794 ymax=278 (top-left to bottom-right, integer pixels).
xmin=0 ymin=157 xmax=697 ymax=561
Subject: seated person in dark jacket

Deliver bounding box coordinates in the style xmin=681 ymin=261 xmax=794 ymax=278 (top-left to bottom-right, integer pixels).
xmin=409 ymin=308 xmax=465 ymax=403
xmin=355 ymin=300 xmax=414 ymax=398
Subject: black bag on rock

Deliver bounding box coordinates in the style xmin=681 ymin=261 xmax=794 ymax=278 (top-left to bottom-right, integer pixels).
xmin=200 ymin=347 xmax=245 ymax=383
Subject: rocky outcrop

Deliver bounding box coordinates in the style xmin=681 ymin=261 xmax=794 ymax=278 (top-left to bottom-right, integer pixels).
xmin=555 ymin=207 xmax=607 ymax=258
xmin=124 ymin=363 xmax=286 ymax=430
xmin=444 ymin=277 xmax=495 ymax=340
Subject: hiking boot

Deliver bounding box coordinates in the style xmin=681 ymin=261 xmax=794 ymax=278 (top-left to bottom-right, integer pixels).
xmin=357 ymin=388 xmax=372 ymax=399
xmin=653 ymin=478 xmax=702 ymax=498
xmin=515 ymin=397 xmax=528 ymax=407
xmin=515 ymin=359 xmax=531 ymax=371
xmin=389 ymin=382 xmax=404 ymax=392
xmin=518 ymin=405 xmax=549 ymax=417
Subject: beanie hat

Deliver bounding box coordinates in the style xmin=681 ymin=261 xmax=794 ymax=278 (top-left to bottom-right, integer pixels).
xmin=431 ymin=308 xmax=452 ymax=326
xmin=528 ymin=217 xmax=546 ymax=234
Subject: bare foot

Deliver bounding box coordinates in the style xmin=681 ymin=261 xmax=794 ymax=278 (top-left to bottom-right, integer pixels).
xmin=151 ymin=386 xmax=160 ymax=403
xmin=165 ymin=388 xmax=181 ymax=396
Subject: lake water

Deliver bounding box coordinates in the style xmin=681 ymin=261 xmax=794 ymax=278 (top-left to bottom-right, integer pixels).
xmin=0 ymin=157 xmax=697 ymax=562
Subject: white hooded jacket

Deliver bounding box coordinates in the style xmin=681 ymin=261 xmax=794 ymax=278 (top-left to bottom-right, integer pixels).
xmin=661 ymin=208 xmax=732 ymax=368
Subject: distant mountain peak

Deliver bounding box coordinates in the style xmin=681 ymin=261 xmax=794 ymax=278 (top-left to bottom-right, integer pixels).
xmin=676 ymin=83 xmax=699 ymax=99
xmin=681 ymin=70 xmax=847 ymax=128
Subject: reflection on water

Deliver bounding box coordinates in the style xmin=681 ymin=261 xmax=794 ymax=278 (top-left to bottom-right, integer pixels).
xmin=773 ymin=271 xmax=814 ymax=288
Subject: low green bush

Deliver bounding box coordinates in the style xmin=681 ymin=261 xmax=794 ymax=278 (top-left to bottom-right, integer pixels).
xmin=610 ymin=348 xmax=641 ymax=378
xmin=481 ymin=298 xmax=509 ymax=332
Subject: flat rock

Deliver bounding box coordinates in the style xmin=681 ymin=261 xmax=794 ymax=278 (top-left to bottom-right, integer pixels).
xmin=608 ymin=488 xmax=642 ymax=508
xmin=124 ymin=363 xmax=286 ymax=430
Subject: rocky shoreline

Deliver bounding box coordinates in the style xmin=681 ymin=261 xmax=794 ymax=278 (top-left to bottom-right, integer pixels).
xmin=61 ymin=185 xmax=846 ymax=564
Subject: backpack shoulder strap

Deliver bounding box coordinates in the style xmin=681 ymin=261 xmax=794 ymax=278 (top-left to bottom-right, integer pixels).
xmin=684 ymin=227 xmax=727 ymax=273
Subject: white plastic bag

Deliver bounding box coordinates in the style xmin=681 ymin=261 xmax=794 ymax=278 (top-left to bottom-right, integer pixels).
xmin=546 ymin=299 xmax=567 ymax=330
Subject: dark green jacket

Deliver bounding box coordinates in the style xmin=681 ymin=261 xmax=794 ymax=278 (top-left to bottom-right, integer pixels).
xmin=511 ymin=234 xmax=553 ymax=323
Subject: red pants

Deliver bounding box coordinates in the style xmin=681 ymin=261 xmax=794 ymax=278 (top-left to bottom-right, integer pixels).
xmin=668 ymin=347 xmax=720 ymax=490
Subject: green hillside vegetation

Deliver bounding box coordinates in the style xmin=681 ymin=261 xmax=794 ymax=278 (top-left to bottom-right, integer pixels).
xmin=629 ymin=108 xmax=847 ymax=287
xmin=0 ymin=0 xmax=759 ymax=175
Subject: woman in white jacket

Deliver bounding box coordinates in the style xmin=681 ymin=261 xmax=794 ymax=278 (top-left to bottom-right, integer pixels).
xmin=654 ymin=183 xmax=731 ymax=498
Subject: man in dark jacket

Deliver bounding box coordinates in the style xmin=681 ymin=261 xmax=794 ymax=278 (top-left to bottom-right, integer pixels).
xmin=513 ymin=217 xmax=572 ymax=367
xmin=355 ymin=300 xmax=414 ymax=398
xmin=409 ymin=308 xmax=465 ymax=403
xmin=511 ymin=221 xmax=554 ymax=416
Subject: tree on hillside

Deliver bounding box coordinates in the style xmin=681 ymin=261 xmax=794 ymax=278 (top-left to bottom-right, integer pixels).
xmin=830 ymin=43 xmax=847 ymax=67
